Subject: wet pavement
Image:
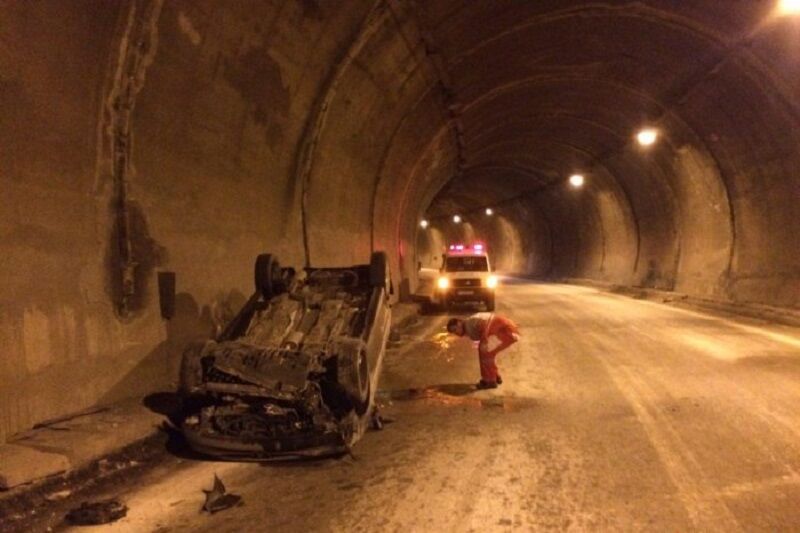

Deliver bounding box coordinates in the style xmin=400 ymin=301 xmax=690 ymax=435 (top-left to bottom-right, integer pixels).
xmin=29 ymin=282 xmax=800 ymax=531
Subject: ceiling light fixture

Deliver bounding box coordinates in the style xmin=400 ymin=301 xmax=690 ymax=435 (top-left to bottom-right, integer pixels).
xmin=778 ymin=0 xmax=800 ymax=15
xmin=569 ymin=174 xmax=585 ymax=188
xmin=637 ymin=128 xmax=659 ymax=147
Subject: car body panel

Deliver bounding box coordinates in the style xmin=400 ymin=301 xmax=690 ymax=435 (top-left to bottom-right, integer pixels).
xmin=178 ymin=259 xmax=391 ymax=460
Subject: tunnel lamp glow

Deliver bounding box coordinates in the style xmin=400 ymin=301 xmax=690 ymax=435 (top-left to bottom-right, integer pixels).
xmin=419 ymin=219 xmax=429 ymax=229
xmin=485 ymin=208 xmax=494 ymax=216
xmin=569 ymin=174 xmax=585 ymax=188
xmin=453 ymin=215 xmax=462 ymax=224
xmin=636 ymin=128 xmax=659 ymax=147
xmin=778 ymin=0 xmax=800 ymax=15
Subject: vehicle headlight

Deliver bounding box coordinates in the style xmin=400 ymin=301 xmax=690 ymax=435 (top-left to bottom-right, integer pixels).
xmin=486 ymin=276 xmax=499 ymax=289
xmin=437 ymin=277 xmax=450 ymax=289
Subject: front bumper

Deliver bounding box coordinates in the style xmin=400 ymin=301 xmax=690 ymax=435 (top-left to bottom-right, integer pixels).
xmin=182 ymin=422 xmax=346 ymax=460
xmin=434 ymin=287 xmax=494 ymax=303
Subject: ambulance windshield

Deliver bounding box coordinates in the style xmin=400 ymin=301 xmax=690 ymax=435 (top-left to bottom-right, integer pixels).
xmin=445 ymin=256 xmax=489 ymax=272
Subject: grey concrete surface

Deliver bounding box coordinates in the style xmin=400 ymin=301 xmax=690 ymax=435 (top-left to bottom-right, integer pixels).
xmin=0 ymin=445 xmax=69 ymax=491
xmin=33 ymin=281 xmax=800 ymax=532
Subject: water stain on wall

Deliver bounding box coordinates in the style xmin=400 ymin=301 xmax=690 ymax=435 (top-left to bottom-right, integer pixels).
xmin=107 ymin=200 xmax=167 ymax=318
xmin=223 ymin=46 xmax=290 ymax=148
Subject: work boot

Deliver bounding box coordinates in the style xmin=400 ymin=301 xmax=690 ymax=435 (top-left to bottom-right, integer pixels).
xmin=496 ymin=374 xmax=503 ymax=385
xmin=476 ymin=380 xmax=498 ymax=390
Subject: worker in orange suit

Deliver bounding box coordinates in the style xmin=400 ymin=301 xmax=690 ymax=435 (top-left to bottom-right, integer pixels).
xmin=447 ymin=313 xmax=520 ymax=389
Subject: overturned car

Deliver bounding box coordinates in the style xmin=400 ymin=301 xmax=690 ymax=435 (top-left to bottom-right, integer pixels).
xmin=179 ymin=252 xmax=392 ymax=459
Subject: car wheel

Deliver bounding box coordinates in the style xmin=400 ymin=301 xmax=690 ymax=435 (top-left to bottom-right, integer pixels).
xmin=338 ymin=347 xmax=371 ymax=415
xmin=254 ymin=253 xmax=283 ymax=300
xmin=485 ymin=295 xmax=496 ymax=311
xmin=369 ymin=251 xmax=389 ymax=289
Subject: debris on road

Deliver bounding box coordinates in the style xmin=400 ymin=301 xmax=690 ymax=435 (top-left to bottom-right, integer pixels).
xmin=44 ymin=489 xmax=72 ymax=502
xmin=65 ymin=499 xmax=127 ymax=525
xmin=370 ymin=413 xmax=384 ymax=430
xmin=202 ymin=474 xmax=242 ymax=514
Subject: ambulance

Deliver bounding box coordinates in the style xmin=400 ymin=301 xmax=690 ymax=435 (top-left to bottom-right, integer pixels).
xmin=433 ymin=243 xmax=498 ymax=311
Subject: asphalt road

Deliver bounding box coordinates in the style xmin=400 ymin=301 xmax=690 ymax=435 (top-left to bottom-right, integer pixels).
xmin=62 ymin=281 xmax=800 ymax=532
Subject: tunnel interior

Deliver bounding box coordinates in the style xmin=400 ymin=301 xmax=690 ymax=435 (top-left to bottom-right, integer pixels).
xmin=1 ymin=0 xmax=799 ymax=442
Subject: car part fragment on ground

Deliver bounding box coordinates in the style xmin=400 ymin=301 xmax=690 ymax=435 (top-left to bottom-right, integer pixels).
xmin=178 ymin=252 xmax=392 ymax=459
xmin=202 ymin=474 xmax=242 ymax=514
xmin=65 ymin=499 xmax=127 ymax=525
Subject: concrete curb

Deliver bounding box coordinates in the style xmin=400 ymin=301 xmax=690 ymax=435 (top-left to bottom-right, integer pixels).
xmin=0 ymin=445 xmax=70 ymax=491
xmin=560 ymin=277 xmax=800 ymax=327
xmin=0 ymin=399 xmax=164 ymax=492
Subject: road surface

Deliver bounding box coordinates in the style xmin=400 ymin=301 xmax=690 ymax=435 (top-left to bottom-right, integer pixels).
xmin=62 ymin=281 xmax=800 ymax=531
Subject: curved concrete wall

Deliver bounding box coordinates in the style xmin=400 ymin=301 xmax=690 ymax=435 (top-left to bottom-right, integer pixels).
xmin=0 ymin=1 xmax=798 ymax=440
xmin=424 ymin=1 xmax=800 ymax=308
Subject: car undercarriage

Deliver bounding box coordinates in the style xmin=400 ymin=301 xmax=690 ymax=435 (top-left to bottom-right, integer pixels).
xmin=178 ymin=253 xmax=392 ymax=459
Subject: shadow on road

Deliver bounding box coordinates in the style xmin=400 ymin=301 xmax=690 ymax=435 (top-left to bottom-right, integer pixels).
xmin=142 ymin=393 xmax=213 ymax=462
xmin=384 ymin=383 xmax=477 ymax=401
xmin=143 ymin=392 xmax=184 ymax=427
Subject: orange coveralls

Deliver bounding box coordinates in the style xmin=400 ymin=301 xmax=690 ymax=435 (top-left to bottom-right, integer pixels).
xmin=464 ymin=313 xmax=520 ymax=383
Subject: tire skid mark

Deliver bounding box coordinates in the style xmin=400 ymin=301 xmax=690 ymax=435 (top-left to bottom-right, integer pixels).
xmin=626 ymin=319 xmax=800 ymax=450
xmin=585 ymin=330 xmax=741 ymax=532
xmin=538 ymin=290 xmax=739 ymax=531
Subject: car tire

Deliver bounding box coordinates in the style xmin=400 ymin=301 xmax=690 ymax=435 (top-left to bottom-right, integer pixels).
xmin=369 ymin=251 xmax=389 ymax=289
xmin=485 ymin=294 xmax=496 ymax=311
xmin=254 ymin=253 xmax=283 ymax=300
xmin=338 ymin=348 xmax=371 ymax=415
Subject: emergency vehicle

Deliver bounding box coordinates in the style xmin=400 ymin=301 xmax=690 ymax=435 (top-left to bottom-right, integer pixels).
xmin=433 ymin=243 xmax=498 ymax=311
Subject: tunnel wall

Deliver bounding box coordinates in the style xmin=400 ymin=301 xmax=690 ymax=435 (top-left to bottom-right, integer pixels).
xmin=421 ymin=1 xmax=800 ymax=310
xmin=0 ymin=0 xmax=463 ymax=442
xmin=0 ymin=0 xmax=391 ymax=442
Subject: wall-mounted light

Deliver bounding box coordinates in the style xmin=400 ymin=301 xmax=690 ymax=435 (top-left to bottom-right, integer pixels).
xmin=485 ymin=208 xmax=494 ymax=216
xmin=778 ymin=0 xmax=800 ymax=15
xmin=453 ymin=215 xmax=462 ymax=224
xmin=420 ymin=219 xmax=429 ymax=229
xmin=569 ymin=174 xmax=585 ymax=188
xmin=636 ymin=128 xmax=659 ymax=147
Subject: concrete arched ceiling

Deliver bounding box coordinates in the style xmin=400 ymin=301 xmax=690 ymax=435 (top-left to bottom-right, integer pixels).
xmin=412 ymin=0 xmax=800 ymax=305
